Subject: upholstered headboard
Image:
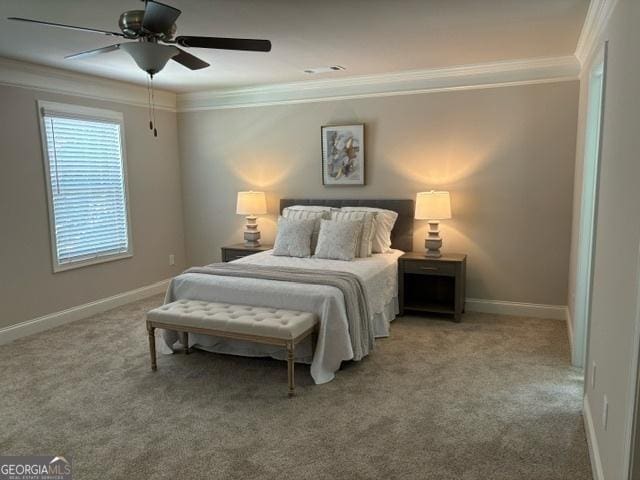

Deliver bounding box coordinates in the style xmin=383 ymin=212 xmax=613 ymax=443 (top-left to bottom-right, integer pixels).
xmin=279 ymin=199 xmax=414 ymax=252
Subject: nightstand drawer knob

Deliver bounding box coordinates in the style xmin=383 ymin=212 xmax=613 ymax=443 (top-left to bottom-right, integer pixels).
xmin=420 ymin=266 xmax=438 ymax=271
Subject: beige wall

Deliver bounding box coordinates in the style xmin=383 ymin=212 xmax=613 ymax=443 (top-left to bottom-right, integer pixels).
xmin=571 ymin=0 xmax=640 ymax=477
xmin=0 ymin=84 xmax=186 ymax=330
xmin=178 ymin=81 xmax=578 ymax=306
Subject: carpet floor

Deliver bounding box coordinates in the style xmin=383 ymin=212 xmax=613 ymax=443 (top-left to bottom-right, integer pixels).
xmin=0 ymin=295 xmax=591 ymax=480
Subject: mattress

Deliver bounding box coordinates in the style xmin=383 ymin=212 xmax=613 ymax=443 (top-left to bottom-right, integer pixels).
xmin=161 ymin=249 xmax=403 ymax=384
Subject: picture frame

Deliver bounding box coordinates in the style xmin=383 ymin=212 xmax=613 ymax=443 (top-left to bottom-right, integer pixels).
xmin=321 ymin=124 xmax=365 ymax=186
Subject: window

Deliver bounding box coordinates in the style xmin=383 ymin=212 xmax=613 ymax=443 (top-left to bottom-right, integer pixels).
xmin=38 ymin=101 xmax=132 ymax=272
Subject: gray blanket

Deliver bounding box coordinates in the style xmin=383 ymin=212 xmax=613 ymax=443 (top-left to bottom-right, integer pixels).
xmin=168 ymin=263 xmax=373 ymax=361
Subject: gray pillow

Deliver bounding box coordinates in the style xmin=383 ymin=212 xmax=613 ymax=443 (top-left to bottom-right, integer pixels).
xmin=314 ymin=219 xmax=361 ymax=261
xmin=282 ymin=208 xmax=331 ymax=252
xmin=331 ymin=210 xmax=375 ymax=257
xmin=273 ymin=216 xmax=316 ymax=257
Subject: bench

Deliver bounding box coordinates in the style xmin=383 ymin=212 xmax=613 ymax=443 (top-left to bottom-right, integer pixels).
xmin=146 ymin=299 xmax=318 ymax=396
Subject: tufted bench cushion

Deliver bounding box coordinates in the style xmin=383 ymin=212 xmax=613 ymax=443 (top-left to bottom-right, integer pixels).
xmin=147 ymin=300 xmax=316 ymax=340
xmin=146 ymin=299 xmax=318 ymax=396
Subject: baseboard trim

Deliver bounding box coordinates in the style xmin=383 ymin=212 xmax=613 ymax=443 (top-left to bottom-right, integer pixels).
xmin=584 ymin=394 xmax=605 ymax=480
xmin=566 ymin=306 xmax=576 ymax=356
xmin=0 ymin=279 xmax=170 ymax=345
xmin=465 ymin=298 xmax=567 ymax=320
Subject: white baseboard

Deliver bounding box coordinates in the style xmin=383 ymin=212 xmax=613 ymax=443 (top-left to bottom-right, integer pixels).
xmin=0 ymin=288 xmax=567 ymax=344
xmin=584 ymin=394 xmax=605 ymax=480
xmin=465 ymin=298 xmax=567 ymax=320
xmin=0 ymin=279 xmax=170 ymax=345
xmin=566 ymin=306 xmax=575 ymax=354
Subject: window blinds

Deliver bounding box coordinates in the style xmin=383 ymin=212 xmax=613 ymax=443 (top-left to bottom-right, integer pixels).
xmin=42 ymin=113 xmax=130 ymax=266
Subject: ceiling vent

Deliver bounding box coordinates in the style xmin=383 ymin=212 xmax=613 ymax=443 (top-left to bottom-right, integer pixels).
xmin=304 ymin=65 xmax=346 ymax=74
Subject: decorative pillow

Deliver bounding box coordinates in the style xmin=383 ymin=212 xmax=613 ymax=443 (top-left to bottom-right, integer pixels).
xmin=282 ymin=207 xmax=332 ymax=252
xmin=272 ymin=216 xmax=316 ymax=257
xmin=314 ymin=219 xmax=361 ymax=261
xmin=340 ymin=207 xmax=398 ymax=253
xmin=331 ymin=211 xmax=375 ymax=257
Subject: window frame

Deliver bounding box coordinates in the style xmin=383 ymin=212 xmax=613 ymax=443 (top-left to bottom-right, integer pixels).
xmin=37 ymin=100 xmax=133 ymax=273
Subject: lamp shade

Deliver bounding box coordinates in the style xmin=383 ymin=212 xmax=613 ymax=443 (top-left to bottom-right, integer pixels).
xmin=415 ymin=191 xmax=452 ymax=220
xmin=236 ymin=191 xmax=267 ymax=215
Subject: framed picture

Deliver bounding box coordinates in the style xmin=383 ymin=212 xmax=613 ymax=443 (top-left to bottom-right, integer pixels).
xmin=321 ymin=124 xmax=365 ymax=186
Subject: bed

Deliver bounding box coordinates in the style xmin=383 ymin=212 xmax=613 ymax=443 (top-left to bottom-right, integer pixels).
xmin=161 ymin=199 xmax=414 ymax=384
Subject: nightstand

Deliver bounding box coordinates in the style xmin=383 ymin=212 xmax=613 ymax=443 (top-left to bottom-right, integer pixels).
xmin=221 ymin=243 xmax=273 ymax=262
xmin=398 ymin=252 xmax=467 ymax=322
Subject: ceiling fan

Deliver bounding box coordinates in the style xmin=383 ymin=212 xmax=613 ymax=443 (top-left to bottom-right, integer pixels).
xmin=7 ymin=0 xmax=272 ymax=76
xmin=8 ymin=0 xmax=271 ymax=137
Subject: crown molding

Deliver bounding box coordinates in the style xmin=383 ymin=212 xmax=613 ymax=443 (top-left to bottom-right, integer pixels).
xmin=575 ymin=0 xmax=619 ymax=67
xmin=0 ymin=54 xmax=581 ymax=113
xmin=0 ymin=57 xmax=176 ymax=111
xmin=176 ymin=56 xmax=579 ymax=111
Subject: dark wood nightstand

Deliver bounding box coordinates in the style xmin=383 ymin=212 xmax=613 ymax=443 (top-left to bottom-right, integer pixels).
xmin=398 ymin=252 xmax=467 ymax=322
xmin=221 ymin=243 xmax=273 ymax=262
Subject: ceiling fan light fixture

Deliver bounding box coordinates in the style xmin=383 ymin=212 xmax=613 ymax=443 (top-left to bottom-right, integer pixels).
xmin=120 ymin=42 xmax=178 ymax=75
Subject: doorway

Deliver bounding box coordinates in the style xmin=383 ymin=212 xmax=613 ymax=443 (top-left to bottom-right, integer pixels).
xmin=628 ymin=243 xmax=640 ymax=479
xmin=573 ymin=48 xmax=606 ymax=368
xmin=632 ymin=353 xmax=640 ymax=479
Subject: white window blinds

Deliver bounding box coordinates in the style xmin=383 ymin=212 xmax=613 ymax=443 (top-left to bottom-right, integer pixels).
xmin=39 ymin=102 xmax=132 ymax=271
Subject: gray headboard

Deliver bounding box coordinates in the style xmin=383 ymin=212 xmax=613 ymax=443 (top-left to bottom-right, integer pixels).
xmin=279 ymin=199 xmax=414 ymax=252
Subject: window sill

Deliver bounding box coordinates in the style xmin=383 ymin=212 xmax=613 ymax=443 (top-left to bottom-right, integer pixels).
xmin=53 ymin=251 xmax=133 ymax=273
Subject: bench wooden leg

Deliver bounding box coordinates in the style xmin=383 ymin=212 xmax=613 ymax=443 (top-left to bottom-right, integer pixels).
xmin=147 ymin=323 xmax=157 ymax=371
xmin=287 ymin=342 xmax=295 ymax=397
xmin=182 ymin=331 xmax=190 ymax=354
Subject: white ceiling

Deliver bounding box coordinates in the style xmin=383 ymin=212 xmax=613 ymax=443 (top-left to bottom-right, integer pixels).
xmin=0 ymin=0 xmax=590 ymax=93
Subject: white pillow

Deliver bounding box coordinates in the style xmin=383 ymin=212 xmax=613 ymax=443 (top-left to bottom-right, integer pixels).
xmin=282 ymin=205 xmax=335 ymax=213
xmin=273 ymin=216 xmax=316 ymax=257
xmin=331 ymin=210 xmax=375 ymax=257
xmin=340 ymin=207 xmax=398 ymax=253
xmin=314 ymin=219 xmax=361 ymax=261
xmin=282 ymin=207 xmax=332 ymax=252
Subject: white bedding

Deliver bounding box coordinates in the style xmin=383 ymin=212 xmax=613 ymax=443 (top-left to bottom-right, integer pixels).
xmin=161 ymin=249 xmax=403 ymax=384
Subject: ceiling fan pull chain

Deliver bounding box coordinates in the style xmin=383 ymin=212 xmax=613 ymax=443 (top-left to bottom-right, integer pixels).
xmin=147 ymin=75 xmax=153 ymax=131
xmin=150 ymin=74 xmax=158 ymax=137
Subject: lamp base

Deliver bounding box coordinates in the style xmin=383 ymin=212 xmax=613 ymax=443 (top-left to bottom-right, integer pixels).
xmin=424 ymin=220 xmax=443 ymax=258
xmin=244 ymin=215 xmax=261 ymax=247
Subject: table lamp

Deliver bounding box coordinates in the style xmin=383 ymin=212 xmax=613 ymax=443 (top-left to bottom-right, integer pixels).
xmin=236 ymin=191 xmax=267 ymax=246
xmin=415 ymin=191 xmax=452 ymax=257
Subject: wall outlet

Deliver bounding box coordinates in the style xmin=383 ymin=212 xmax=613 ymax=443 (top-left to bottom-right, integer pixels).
xmin=602 ymin=395 xmax=609 ymax=430
xmin=169 ymin=254 xmax=175 ymax=266
xmin=591 ymin=362 xmax=597 ymax=389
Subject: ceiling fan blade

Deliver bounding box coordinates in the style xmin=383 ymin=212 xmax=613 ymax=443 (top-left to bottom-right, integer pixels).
xmin=142 ymin=0 xmax=181 ymax=34
xmin=7 ymin=17 xmax=124 ymax=36
xmin=65 ymin=44 xmax=121 ymax=60
xmin=171 ymin=48 xmax=210 ymax=70
xmin=174 ymin=36 xmax=271 ymax=52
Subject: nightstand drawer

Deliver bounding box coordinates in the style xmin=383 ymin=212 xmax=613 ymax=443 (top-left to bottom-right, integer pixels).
xmin=225 ymin=254 xmax=248 ymax=262
xmin=223 ymin=250 xmax=251 ymax=262
xmin=403 ymin=260 xmax=457 ymax=276
xmin=221 ymin=244 xmax=273 ymax=262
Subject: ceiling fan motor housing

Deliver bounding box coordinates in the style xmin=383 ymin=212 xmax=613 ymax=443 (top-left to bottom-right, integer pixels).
xmin=118 ymin=10 xmax=176 ymax=40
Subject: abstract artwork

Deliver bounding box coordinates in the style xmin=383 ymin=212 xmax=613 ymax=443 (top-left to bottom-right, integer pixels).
xmin=321 ymin=124 xmax=365 ymax=185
